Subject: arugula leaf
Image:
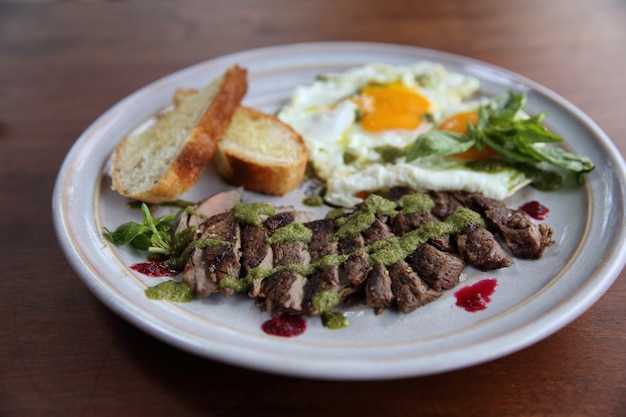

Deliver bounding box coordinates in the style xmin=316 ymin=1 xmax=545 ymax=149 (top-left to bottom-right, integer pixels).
xmin=406 ymin=90 xmax=595 ymax=175
xmin=103 ymin=203 xmax=179 ymax=255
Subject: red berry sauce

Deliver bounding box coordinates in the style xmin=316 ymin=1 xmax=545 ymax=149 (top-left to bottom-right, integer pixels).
xmin=518 ymin=200 xmax=550 ymax=221
xmin=131 ymin=259 xmax=179 ymax=277
xmin=261 ymin=314 xmax=307 ymax=337
xmin=454 ymin=278 xmax=498 ymax=312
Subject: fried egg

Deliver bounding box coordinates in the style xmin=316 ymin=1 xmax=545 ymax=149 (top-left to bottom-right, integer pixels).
xmin=278 ymin=62 xmax=530 ymax=207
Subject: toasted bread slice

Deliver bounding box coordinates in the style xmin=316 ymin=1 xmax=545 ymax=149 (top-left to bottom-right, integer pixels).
xmin=214 ymin=106 xmax=308 ymax=196
xmin=111 ymin=65 xmax=248 ymax=203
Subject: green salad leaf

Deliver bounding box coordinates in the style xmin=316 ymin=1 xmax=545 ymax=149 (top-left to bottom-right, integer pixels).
xmin=103 ymin=203 xmax=178 ymax=255
xmin=406 ymin=90 xmax=595 ymax=174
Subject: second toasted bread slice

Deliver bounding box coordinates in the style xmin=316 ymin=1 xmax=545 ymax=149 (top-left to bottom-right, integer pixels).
xmin=214 ymin=106 xmax=308 ymax=195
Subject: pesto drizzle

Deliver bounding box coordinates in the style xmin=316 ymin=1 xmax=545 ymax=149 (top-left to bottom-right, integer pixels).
xmin=219 ymin=193 xmax=484 ymax=293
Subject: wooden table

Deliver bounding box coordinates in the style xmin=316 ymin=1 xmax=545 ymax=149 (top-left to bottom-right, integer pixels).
xmin=2 ymin=1 xmax=625 ymax=415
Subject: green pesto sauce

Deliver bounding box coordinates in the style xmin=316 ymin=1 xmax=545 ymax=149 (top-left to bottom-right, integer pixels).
xmin=361 ymin=193 xmax=398 ymax=216
xmin=232 ymin=202 xmax=275 ymax=226
xmin=219 ymin=254 xmax=351 ymax=293
xmin=343 ymin=150 xmax=359 ymax=165
xmin=302 ymin=195 xmax=324 ymax=207
xmin=368 ymin=208 xmax=484 ymax=266
xmin=266 ymin=222 xmax=313 ymax=245
xmin=325 ymin=208 xmax=345 ymax=219
xmin=375 ymin=145 xmax=407 ymax=163
xmin=219 ymin=195 xmax=484 ymax=293
xmin=145 ymin=280 xmax=194 ymax=303
xmin=312 ymin=289 xmax=340 ymax=313
xmin=466 ymin=159 xmax=510 ymax=173
xmin=322 ymin=311 xmax=351 ymax=329
xmin=397 ymin=193 xmax=435 ymax=214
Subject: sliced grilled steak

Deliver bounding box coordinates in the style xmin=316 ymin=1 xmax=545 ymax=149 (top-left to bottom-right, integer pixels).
xmin=257 ymin=211 xmax=315 ymax=312
xmin=202 ymin=211 xmax=242 ymax=297
xmin=456 ymin=223 xmax=514 ymax=270
xmin=365 ymin=262 xmax=393 ymax=313
xmin=405 ymin=244 xmax=465 ymax=290
xmin=453 ymin=192 xmax=555 ymax=258
xmin=388 ymin=260 xmax=441 ymax=313
xmin=302 ymin=219 xmax=341 ymax=315
xmin=428 ymin=191 xmax=464 ymax=220
xmin=337 ymin=232 xmax=370 ymax=293
xmin=240 ymin=223 xmax=272 ymax=298
xmin=176 ymin=187 xmax=555 ymax=317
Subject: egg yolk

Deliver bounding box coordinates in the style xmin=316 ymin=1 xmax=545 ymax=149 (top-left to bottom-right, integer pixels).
xmin=356 ymin=82 xmax=431 ymax=132
xmin=438 ymin=110 xmax=498 ymax=160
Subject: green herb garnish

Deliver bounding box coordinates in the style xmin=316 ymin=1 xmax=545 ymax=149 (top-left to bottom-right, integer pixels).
xmin=103 ymin=203 xmax=178 ymax=255
xmin=406 ymin=91 xmax=595 ymax=176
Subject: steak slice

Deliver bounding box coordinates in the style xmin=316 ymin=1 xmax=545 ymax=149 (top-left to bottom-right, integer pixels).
xmin=405 ymin=244 xmax=464 ymax=290
xmin=456 ymin=223 xmax=514 ymax=270
xmin=302 ymin=219 xmax=341 ymax=315
xmin=428 ymin=191 xmax=464 ymax=220
xmin=182 ymin=211 xmax=241 ymax=298
xmin=388 ymin=260 xmax=441 ymax=313
xmin=338 ymin=232 xmax=370 ymax=294
xmin=240 ymin=222 xmax=273 ymax=298
xmin=454 ymin=192 xmax=555 ymax=258
xmin=258 ymin=211 xmax=314 ymax=312
xmin=365 ymin=262 xmax=393 ymax=314
xmin=488 ymin=208 xmax=555 ymax=259
xmin=202 ymin=211 xmax=242 ymax=297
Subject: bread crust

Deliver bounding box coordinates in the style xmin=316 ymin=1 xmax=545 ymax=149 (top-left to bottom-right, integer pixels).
xmin=111 ymin=65 xmax=247 ymax=203
xmin=215 ymin=106 xmax=308 ymax=196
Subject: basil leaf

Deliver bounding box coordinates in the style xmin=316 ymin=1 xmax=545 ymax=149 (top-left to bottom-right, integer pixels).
xmin=405 ymin=131 xmax=474 ymax=162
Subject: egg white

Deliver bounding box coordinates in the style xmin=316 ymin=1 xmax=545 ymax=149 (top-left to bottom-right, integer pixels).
xmin=278 ymin=62 xmax=530 ymax=207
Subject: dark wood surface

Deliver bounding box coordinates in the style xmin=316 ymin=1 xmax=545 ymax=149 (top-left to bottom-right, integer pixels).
xmin=2 ymin=1 xmax=625 ymax=415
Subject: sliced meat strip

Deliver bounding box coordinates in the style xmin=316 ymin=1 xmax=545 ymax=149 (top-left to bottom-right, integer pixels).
xmin=389 ymin=210 xmax=437 ymax=235
xmin=387 ymin=260 xmax=441 ymax=313
xmin=258 ymin=211 xmax=314 ymax=312
xmin=240 ymin=223 xmax=272 ymax=298
xmin=362 ymin=215 xmax=395 ymax=245
xmin=176 ymin=187 xmax=243 ymax=233
xmin=428 ymin=191 xmax=465 ymax=220
xmin=456 ymin=223 xmax=514 ymax=270
xmin=261 ymin=270 xmax=308 ymax=313
xmin=453 ymin=192 xmax=555 ymax=258
xmin=183 ymin=211 xmax=241 ymax=298
xmin=182 ymin=222 xmax=217 ymax=298
xmin=202 ymin=211 xmax=242 ymax=297
xmin=488 ymin=208 xmax=555 ymax=259
xmin=337 ymin=231 xmax=370 ymax=294
xmin=365 ymin=262 xmax=393 ymax=314
xmin=302 ymin=218 xmax=341 ymax=315
xmin=405 ymin=244 xmax=464 ymax=291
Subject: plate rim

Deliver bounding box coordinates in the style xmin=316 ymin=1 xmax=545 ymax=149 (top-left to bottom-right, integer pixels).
xmin=52 ymin=41 xmax=626 ymax=380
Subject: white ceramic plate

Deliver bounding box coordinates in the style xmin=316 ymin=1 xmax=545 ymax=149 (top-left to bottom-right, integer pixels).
xmin=53 ymin=42 xmax=626 ymax=380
